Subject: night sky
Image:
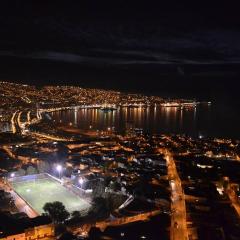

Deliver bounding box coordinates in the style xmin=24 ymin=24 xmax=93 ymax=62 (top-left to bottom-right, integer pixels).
xmin=0 ymin=1 xmax=240 ymax=100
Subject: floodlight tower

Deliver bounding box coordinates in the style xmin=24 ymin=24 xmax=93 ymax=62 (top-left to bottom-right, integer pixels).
xmin=56 ymin=165 xmax=62 ymax=179
xmin=79 ymin=178 xmax=84 ymax=189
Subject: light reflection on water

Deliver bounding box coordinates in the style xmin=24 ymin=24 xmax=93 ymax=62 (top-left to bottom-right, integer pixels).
xmin=50 ymin=106 xmax=214 ymax=137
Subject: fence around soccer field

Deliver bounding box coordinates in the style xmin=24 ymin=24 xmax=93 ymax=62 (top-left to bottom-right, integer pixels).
xmin=8 ymin=173 xmax=53 ymax=184
xmin=7 ymin=175 xmax=41 ymax=217
xmin=64 ymin=182 xmax=92 ymax=203
xmin=8 ymin=173 xmax=92 ymax=205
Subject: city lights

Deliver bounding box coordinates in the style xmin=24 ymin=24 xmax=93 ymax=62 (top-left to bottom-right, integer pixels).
xmin=0 ymin=81 xmax=239 ymax=240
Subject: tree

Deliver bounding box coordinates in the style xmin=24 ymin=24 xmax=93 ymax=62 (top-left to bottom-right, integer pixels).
xmin=65 ymin=166 xmax=73 ymax=177
xmin=17 ymin=168 xmax=25 ymax=176
xmin=71 ymin=210 xmax=82 ymax=219
xmin=109 ymin=181 xmax=121 ymax=192
xmin=133 ymin=178 xmax=151 ymax=197
xmin=107 ymin=193 xmax=126 ymax=211
xmin=59 ymin=231 xmax=77 ymax=240
xmin=26 ymin=166 xmax=37 ymax=175
xmin=88 ymin=227 xmax=102 ymax=240
xmin=92 ymin=180 xmax=105 ymax=198
xmin=68 ymin=211 xmax=83 ymax=224
xmin=37 ymin=161 xmax=50 ymax=173
xmin=43 ymin=201 xmax=70 ymax=223
xmin=89 ymin=197 xmax=110 ymax=220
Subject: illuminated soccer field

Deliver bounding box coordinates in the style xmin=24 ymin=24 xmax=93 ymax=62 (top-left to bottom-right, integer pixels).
xmin=11 ymin=176 xmax=90 ymax=214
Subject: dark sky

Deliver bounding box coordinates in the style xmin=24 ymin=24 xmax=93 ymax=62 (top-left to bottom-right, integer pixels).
xmin=0 ymin=1 xmax=240 ymax=100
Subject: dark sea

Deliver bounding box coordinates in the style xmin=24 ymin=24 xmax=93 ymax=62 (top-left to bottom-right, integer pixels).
xmin=50 ymin=103 xmax=240 ymax=139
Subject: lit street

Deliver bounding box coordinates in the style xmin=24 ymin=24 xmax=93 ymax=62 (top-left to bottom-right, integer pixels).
xmin=227 ymin=184 xmax=240 ymax=217
xmin=163 ymin=149 xmax=189 ymax=240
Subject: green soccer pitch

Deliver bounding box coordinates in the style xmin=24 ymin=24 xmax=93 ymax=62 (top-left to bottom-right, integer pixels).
xmin=11 ymin=177 xmax=90 ymax=215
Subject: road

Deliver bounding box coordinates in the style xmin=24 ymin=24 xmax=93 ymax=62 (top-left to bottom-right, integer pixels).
xmin=10 ymin=110 xmax=23 ymax=134
xmin=227 ymin=184 xmax=240 ymax=217
xmin=10 ymin=111 xmax=18 ymax=133
xmin=71 ymin=209 xmax=161 ymax=236
xmin=12 ymin=110 xmax=71 ymax=142
xmin=10 ymin=190 xmax=39 ymax=218
xmin=162 ymin=149 xmax=189 ymax=240
xmin=30 ymin=132 xmax=72 ymax=141
xmin=0 ymin=180 xmax=38 ymax=218
xmin=2 ymin=145 xmax=16 ymax=159
xmin=27 ymin=111 xmax=31 ymax=123
xmin=17 ymin=111 xmax=23 ymax=129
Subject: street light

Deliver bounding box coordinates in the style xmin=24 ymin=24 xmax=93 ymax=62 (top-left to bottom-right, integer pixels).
xmin=79 ymin=178 xmax=84 ymax=188
xmin=56 ymin=165 xmax=62 ymax=179
xmin=10 ymin=173 xmax=15 ymax=178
